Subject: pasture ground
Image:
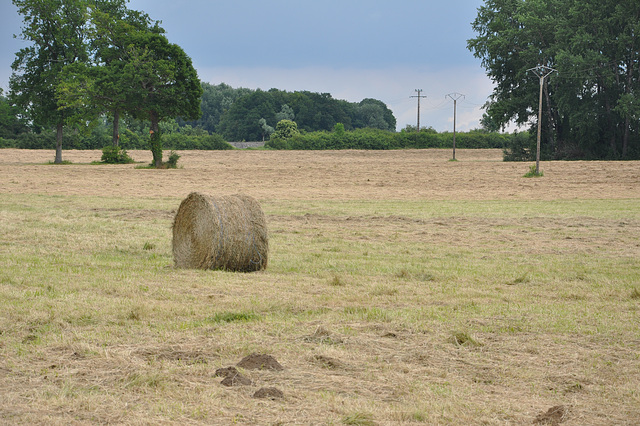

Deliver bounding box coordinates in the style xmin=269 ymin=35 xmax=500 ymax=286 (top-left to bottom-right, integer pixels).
xmin=0 ymin=148 xmax=639 ymax=424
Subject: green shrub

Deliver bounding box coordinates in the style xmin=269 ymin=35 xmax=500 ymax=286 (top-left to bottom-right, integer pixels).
xmin=265 ymin=138 xmax=291 ymax=150
xmin=166 ymin=150 xmax=180 ymax=169
xmin=503 ymin=132 xmax=541 ymax=161
xmin=523 ymin=164 xmax=544 ymax=178
xmin=101 ymin=145 xmax=135 ymax=164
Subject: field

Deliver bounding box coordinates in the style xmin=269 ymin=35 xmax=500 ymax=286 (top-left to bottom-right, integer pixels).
xmin=1 ymin=148 xmax=639 ymax=425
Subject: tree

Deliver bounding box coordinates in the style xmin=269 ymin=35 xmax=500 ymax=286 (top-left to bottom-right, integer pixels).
xmin=56 ymin=2 xmax=164 ymax=148
xmin=258 ymin=118 xmax=274 ymax=141
xmin=355 ymin=98 xmax=396 ymax=131
xmin=468 ymin=0 xmax=640 ymax=159
xmin=118 ymin=30 xmax=202 ymax=167
xmin=270 ymin=119 xmax=299 ymax=141
xmin=218 ymin=90 xmax=276 ymax=141
xmin=178 ymin=82 xmax=252 ymax=134
xmin=10 ymin=0 xmax=91 ymax=163
xmin=0 ymin=89 xmax=28 ymax=139
xmin=214 ymin=87 xmax=395 ymax=141
xmin=275 ymin=104 xmax=295 ymax=122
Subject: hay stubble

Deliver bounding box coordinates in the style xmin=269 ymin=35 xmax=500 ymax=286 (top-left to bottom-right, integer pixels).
xmin=0 ymin=148 xmax=639 ymax=424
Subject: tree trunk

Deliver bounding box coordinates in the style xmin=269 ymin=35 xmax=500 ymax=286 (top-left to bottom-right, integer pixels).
xmin=112 ymin=110 xmax=120 ymax=147
xmin=622 ymin=58 xmax=633 ymax=158
xmin=149 ymin=111 xmax=162 ymax=168
xmin=543 ymin=79 xmax=557 ymax=156
xmin=601 ymin=85 xmax=618 ymax=158
xmin=54 ymin=122 xmax=63 ymax=164
xmin=622 ymin=116 xmax=629 ymax=158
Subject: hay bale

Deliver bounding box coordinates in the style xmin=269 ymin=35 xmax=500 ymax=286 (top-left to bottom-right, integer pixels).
xmin=172 ymin=192 xmax=268 ymax=272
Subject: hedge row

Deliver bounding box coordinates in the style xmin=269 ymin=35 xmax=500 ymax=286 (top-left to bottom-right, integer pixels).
xmin=0 ymin=131 xmax=233 ymax=151
xmin=265 ymin=128 xmax=514 ymax=150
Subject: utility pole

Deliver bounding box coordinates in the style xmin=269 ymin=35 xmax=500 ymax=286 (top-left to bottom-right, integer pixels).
xmin=410 ymin=89 xmax=426 ymax=132
xmin=527 ymin=65 xmax=556 ymax=175
xmin=446 ymin=93 xmax=465 ymax=161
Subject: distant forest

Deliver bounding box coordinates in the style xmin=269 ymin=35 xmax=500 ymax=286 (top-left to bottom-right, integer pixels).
xmin=179 ymin=82 xmax=397 ymax=141
xmin=1 ymin=82 xmax=397 ymax=147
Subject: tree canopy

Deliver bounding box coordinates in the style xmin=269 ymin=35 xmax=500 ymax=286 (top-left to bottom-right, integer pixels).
xmin=10 ymin=0 xmax=201 ymax=166
xmin=468 ymin=0 xmax=640 ymax=159
xmin=182 ymin=83 xmax=397 ymax=141
xmin=10 ymin=0 xmax=91 ymax=163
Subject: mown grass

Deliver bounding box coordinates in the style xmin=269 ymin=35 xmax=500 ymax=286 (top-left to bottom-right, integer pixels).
xmin=1 ymin=192 xmax=639 ymax=424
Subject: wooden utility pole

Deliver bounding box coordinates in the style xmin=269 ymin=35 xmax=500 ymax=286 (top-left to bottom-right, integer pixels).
xmin=527 ymin=65 xmax=556 ymax=174
xmin=410 ymin=89 xmax=426 ymax=132
xmin=446 ymin=93 xmax=465 ymax=160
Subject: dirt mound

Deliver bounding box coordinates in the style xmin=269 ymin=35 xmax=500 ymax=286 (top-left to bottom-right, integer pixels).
xmin=220 ymin=374 xmax=252 ymax=387
xmin=253 ymin=387 xmax=284 ymax=399
xmin=237 ymin=353 xmax=284 ymax=371
xmin=214 ymin=366 xmax=252 ymax=387
xmin=310 ymin=354 xmax=347 ymax=370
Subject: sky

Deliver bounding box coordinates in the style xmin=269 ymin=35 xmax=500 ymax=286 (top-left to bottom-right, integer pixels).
xmin=0 ymin=0 xmax=494 ymax=132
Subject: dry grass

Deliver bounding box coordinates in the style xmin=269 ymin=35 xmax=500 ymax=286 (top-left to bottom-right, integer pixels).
xmin=0 ymin=148 xmax=639 ymax=425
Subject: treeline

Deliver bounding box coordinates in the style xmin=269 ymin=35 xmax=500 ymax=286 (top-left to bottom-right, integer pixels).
xmin=180 ymin=83 xmax=397 ymax=141
xmin=0 ymin=111 xmax=232 ymax=150
xmin=265 ymin=126 xmax=521 ymax=151
xmin=468 ymin=0 xmax=640 ymax=159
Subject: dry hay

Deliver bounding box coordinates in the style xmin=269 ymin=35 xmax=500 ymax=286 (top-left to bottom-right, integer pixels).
xmin=172 ymin=192 xmax=268 ymax=272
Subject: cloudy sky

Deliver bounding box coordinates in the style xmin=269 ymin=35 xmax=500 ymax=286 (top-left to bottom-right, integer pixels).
xmin=1 ymin=0 xmax=493 ymax=132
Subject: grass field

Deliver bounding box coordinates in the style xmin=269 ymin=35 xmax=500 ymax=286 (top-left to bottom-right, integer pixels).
xmin=1 ymin=148 xmax=639 ymax=425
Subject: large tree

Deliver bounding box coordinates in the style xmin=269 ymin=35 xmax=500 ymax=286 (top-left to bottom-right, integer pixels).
xmin=10 ymin=0 xmax=91 ymax=163
xmin=120 ymin=30 xmax=202 ymax=167
xmin=57 ymin=1 xmax=164 ymax=147
xmin=468 ymin=0 xmax=639 ymax=159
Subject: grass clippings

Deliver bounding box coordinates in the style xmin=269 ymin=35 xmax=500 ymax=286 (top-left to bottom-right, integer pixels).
xmin=1 ymin=149 xmax=639 ymax=424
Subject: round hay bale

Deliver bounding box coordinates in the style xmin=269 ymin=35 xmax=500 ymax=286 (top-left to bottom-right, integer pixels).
xmin=172 ymin=192 xmax=268 ymax=272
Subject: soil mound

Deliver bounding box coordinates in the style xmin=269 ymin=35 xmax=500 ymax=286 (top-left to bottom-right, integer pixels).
xmin=237 ymin=353 xmax=284 ymax=371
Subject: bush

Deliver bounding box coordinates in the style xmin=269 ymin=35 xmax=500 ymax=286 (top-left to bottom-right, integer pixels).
xmin=163 ymin=133 xmax=233 ymax=150
xmin=101 ymin=145 xmax=135 ymax=164
xmin=503 ymin=132 xmax=536 ymax=161
xmin=166 ymin=150 xmax=180 ymax=168
xmin=523 ymin=164 xmax=544 ymax=178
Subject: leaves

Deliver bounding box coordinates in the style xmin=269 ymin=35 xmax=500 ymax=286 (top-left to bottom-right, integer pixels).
xmin=468 ymin=0 xmax=640 ymax=159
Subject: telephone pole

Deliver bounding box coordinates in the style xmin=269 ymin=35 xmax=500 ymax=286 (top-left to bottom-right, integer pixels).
xmin=527 ymin=65 xmax=556 ymax=175
xmin=446 ymin=93 xmax=465 ymax=161
xmin=410 ymin=89 xmax=427 ymax=132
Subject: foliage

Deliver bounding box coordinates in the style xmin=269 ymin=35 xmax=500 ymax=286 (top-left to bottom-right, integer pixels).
xmin=178 ymin=82 xmax=253 ymax=133
xmin=9 ymin=0 xmax=201 ymax=166
xmin=113 ymin=30 xmax=202 ymax=167
xmin=523 ymin=164 xmax=544 ymax=178
xmin=216 ymin=87 xmax=396 ymax=141
xmin=166 ymin=150 xmax=180 ymax=169
xmin=100 ymin=145 xmax=135 ymax=164
xmin=258 ymin=118 xmax=274 ymax=141
xmin=10 ymin=0 xmax=92 ymax=163
xmin=271 ymin=120 xmax=300 ymax=140
xmin=468 ymin=0 xmax=640 ymax=159
xmin=503 ymin=132 xmax=537 ymax=162
xmin=57 ymin=1 xmax=162 ymax=147
xmin=0 ymin=90 xmax=28 ymax=138
xmin=162 ymin=133 xmax=233 ymax=150
xmin=267 ymin=127 xmax=512 ymax=150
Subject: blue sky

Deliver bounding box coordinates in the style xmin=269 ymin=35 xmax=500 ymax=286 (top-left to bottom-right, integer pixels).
xmin=1 ymin=0 xmax=492 ymax=132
